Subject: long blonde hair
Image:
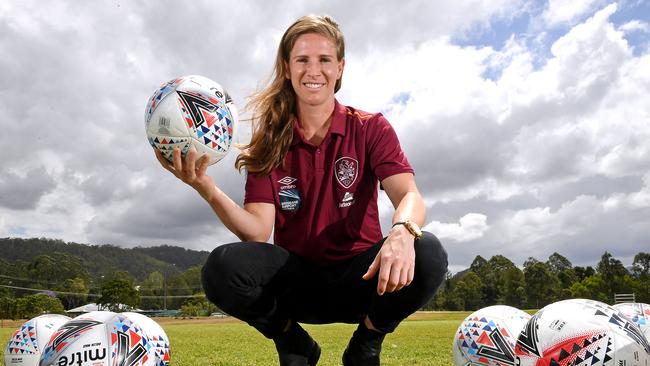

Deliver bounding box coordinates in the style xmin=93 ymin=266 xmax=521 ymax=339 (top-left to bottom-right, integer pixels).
xmin=235 ymin=15 xmax=345 ymax=175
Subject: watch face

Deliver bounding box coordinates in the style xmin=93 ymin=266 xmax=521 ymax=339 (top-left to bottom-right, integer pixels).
xmin=405 ymin=221 xmax=422 ymax=238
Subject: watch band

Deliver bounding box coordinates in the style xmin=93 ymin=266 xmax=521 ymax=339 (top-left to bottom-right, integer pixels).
xmin=392 ymin=220 xmax=423 ymax=240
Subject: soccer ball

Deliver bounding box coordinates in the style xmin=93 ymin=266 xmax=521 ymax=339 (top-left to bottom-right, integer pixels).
xmin=613 ymin=302 xmax=650 ymax=340
xmin=38 ymin=311 xmax=170 ymax=366
xmin=122 ymin=312 xmax=171 ymax=365
xmin=515 ymin=298 xmax=650 ymax=366
xmin=144 ymin=75 xmax=238 ymax=165
xmin=452 ymin=305 xmax=531 ymax=366
xmin=4 ymin=314 xmax=71 ymax=366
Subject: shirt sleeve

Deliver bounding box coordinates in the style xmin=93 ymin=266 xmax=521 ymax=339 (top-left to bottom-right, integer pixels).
xmin=244 ymin=171 xmax=275 ymax=205
xmin=367 ymin=114 xmax=414 ymax=181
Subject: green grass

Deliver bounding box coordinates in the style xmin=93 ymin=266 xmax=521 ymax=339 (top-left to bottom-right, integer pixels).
xmin=1 ymin=312 xmax=469 ymax=365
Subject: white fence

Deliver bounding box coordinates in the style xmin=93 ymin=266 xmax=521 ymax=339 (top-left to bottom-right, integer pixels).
xmin=614 ymin=293 xmax=635 ymax=304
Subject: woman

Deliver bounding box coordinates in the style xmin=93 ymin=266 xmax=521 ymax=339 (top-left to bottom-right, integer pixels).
xmin=156 ymin=14 xmax=448 ymax=366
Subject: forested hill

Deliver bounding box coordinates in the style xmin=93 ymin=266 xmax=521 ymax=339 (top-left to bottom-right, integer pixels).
xmin=0 ymin=237 xmax=210 ymax=280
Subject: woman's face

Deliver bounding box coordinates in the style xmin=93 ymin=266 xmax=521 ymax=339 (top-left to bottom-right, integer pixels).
xmin=286 ymin=33 xmax=344 ymax=109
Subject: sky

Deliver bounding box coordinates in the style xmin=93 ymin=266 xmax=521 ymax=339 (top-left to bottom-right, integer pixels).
xmin=0 ymin=0 xmax=649 ymax=273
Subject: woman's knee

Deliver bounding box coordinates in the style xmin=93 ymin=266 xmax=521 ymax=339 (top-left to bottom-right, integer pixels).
xmin=201 ymin=242 xmax=291 ymax=310
xmin=413 ymin=232 xmax=448 ymax=290
xmin=201 ymin=244 xmax=240 ymax=307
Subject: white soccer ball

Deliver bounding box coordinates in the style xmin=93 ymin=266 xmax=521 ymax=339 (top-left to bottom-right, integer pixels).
xmin=122 ymin=312 xmax=171 ymax=365
xmin=144 ymin=75 xmax=238 ymax=165
xmin=38 ymin=311 xmax=170 ymax=366
xmin=452 ymin=305 xmax=531 ymax=366
xmin=4 ymin=314 xmax=71 ymax=366
xmin=515 ymin=298 xmax=650 ymax=366
xmin=613 ymin=302 xmax=650 ymax=340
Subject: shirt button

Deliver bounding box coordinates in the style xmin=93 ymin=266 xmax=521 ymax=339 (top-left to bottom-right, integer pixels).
xmin=316 ymin=149 xmax=321 ymax=154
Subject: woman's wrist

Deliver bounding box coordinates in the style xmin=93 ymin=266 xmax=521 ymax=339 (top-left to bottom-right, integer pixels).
xmin=389 ymin=224 xmax=414 ymax=239
xmin=196 ymin=182 xmax=217 ymax=202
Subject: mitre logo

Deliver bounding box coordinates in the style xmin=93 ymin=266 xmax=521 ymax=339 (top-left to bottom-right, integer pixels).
xmin=335 ymin=157 xmax=358 ymax=189
xmin=50 ymin=320 xmax=102 ymax=350
xmin=56 ymin=347 xmax=106 ymax=366
xmin=176 ymin=90 xmax=218 ymax=128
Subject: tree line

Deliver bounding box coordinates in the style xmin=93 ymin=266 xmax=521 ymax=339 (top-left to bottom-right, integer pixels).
xmin=0 ymin=237 xmax=215 ymax=319
xmin=1 ymin=237 xmax=648 ymax=318
xmin=0 ymin=237 xmax=209 ymax=280
xmin=0 ymin=258 xmax=217 ymax=319
xmin=426 ymin=251 xmax=650 ymax=311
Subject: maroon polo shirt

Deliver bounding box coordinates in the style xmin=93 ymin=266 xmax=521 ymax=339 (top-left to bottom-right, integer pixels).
xmin=244 ymin=100 xmax=413 ymax=265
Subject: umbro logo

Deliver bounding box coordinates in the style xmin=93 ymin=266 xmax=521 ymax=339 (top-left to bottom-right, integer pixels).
xmin=278 ymin=176 xmax=297 ymax=185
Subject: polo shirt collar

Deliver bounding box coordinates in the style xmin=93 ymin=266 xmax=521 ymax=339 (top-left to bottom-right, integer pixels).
xmin=291 ymin=99 xmax=347 ymax=146
xmin=330 ymin=99 xmax=347 ymax=136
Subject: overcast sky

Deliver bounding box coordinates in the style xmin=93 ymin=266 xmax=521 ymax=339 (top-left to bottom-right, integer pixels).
xmin=0 ymin=0 xmax=649 ymax=273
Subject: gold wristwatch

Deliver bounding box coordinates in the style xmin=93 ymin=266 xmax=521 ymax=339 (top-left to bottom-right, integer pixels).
xmin=392 ymin=220 xmax=423 ymax=240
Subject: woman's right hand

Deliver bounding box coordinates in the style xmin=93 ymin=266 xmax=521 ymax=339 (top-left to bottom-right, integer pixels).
xmin=154 ymin=146 xmax=216 ymax=202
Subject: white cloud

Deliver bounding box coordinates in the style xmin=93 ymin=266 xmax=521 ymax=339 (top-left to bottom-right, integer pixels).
xmin=542 ymin=0 xmax=605 ymax=27
xmin=424 ymin=213 xmax=490 ymax=242
xmin=619 ymin=20 xmax=650 ymax=34
xmin=604 ymin=173 xmax=650 ymax=210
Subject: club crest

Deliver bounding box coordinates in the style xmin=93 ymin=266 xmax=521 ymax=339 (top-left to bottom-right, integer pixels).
xmin=335 ymin=157 xmax=358 ymax=189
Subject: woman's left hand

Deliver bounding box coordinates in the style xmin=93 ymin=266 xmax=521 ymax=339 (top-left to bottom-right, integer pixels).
xmin=363 ymin=225 xmax=416 ymax=295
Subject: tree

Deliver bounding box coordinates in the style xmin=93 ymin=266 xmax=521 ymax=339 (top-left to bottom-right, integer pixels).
xmin=56 ymin=277 xmax=89 ymax=310
xmin=632 ymin=276 xmax=650 ymax=303
xmin=480 ymin=256 xmax=505 ymax=305
xmin=15 ymin=294 xmax=65 ymax=319
xmin=546 ymin=252 xmax=578 ymax=295
xmin=429 ymin=288 xmax=462 ymax=311
xmin=177 ymin=266 xmax=203 ymax=293
xmin=632 ymin=252 xmax=650 ymax=278
xmin=487 ymin=255 xmax=523 ymax=306
xmin=97 ymin=271 xmax=140 ymax=311
xmin=180 ymin=293 xmax=218 ymax=317
xmin=26 ymin=255 xmax=58 ymax=288
xmin=547 ymin=252 xmax=572 ymax=273
xmin=631 ymin=252 xmax=650 ymax=302
xmin=466 ymin=255 xmax=525 ymax=307
xmin=165 ymin=274 xmax=192 ymax=310
xmin=453 ymin=272 xmax=484 ymax=310
xmin=568 ymin=281 xmax=591 ymax=299
xmin=27 ymin=253 xmax=89 ymax=288
xmin=426 ymin=271 xmax=459 ymax=310
xmin=523 ymin=260 xmax=560 ymax=308
xmin=574 ymin=266 xmax=595 ymax=281
xmin=0 ymin=258 xmax=8 ymax=275
xmin=500 ymin=266 xmax=526 ymax=308
xmin=140 ymin=271 xmax=164 ymax=310
xmin=596 ymin=252 xmax=631 ymax=301
xmin=0 ymin=295 xmax=17 ymax=320
xmin=580 ymin=275 xmax=609 ymax=303
xmin=469 ymin=256 xmax=488 ymax=278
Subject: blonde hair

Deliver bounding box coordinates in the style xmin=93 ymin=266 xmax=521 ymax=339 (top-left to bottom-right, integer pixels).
xmin=235 ymin=15 xmax=345 ymax=175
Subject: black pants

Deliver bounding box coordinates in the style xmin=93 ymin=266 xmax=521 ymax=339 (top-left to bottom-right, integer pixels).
xmin=201 ymin=232 xmax=447 ymax=339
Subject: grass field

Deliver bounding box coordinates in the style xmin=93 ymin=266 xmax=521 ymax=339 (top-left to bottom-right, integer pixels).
xmin=0 ymin=311 xmax=470 ymax=365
